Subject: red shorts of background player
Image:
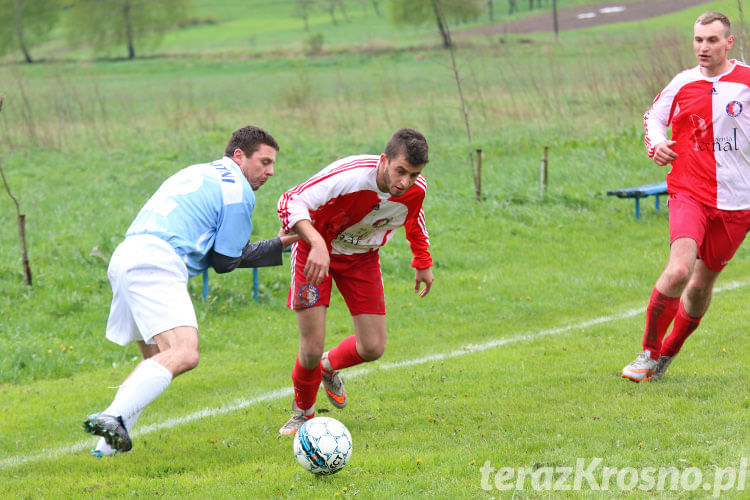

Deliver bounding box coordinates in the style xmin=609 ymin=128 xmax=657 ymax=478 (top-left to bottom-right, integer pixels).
xmin=668 ymin=192 xmax=750 ymax=272
xmin=287 ymin=242 xmax=385 ymax=315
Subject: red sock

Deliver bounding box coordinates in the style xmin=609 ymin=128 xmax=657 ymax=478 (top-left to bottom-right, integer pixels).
xmin=292 ymin=357 xmax=321 ymax=413
xmin=661 ymin=302 xmax=702 ymax=357
xmin=326 ymin=335 xmax=365 ymax=371
xmin=642 ymin=288 xmax=680 ymax=359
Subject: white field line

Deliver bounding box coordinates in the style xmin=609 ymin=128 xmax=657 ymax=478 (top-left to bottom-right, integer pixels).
xmin=2 ymin=279 xmax=747 ymax=471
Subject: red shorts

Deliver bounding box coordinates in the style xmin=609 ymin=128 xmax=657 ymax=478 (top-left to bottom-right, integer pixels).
xmin=668 ymin=192 xmax=750 ymax=271
xmin=287 ymin=242 xmax=385 ymax=315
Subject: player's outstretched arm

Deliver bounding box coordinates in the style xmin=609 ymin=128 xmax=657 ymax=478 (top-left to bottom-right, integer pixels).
xmin=415 ymin=267 xmax=434 ymax=297
xmin=293 ymin=219 xmax=330 ymax=286
xmin=211 ymin=238 xmax=285 ymax=273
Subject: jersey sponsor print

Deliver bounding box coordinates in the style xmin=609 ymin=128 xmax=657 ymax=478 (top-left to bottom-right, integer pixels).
xmin=644 ymin=61 xmax=750 ymax=210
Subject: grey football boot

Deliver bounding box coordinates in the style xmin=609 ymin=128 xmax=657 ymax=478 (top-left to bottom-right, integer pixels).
xmin=648 ymin=354 xmax=676 ymax=381
xmin=279 ymin=401 xmax=314 ymax=436
xmin=320 ymin=351 xmax=347 ymax=408
xmin=83 ymin=413 xmax=132 ymax=452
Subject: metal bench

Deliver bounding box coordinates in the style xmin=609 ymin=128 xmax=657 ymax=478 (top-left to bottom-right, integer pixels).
xmin=607 ymin=181 xmax=668 ymax=220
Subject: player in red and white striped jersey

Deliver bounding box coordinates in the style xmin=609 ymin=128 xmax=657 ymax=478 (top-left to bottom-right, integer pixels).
xmin=277 ymin=128 xmax=434 ymax=434
xmin=623 ymin=12 xmax=750 ymax=382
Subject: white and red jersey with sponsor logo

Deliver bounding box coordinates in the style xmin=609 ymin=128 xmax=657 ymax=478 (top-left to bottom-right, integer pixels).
xmin=278 ymin=155 xmax=432 ymax=269
xmin=644 ymin=60 xmax=750 ymax=210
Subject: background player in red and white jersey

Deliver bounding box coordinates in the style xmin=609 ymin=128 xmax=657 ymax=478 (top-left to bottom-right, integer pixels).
xmin=622 ymin=12 xmax=750 ymax=382
xmin=277 ymin=128 xmax=434 ymax=434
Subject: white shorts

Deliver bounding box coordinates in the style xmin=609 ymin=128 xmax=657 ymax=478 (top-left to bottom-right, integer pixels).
xmin=106 ymin=234 xmax=198 ymax=346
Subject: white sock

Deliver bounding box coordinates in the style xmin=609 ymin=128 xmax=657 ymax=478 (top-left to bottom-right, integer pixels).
xmin=103 ymin=358 xmax=172 ymax=422
xmin=94 ymin=438 xmax=115 ymax=456
xmin=94 ymin=408 xmax=143 ymax=456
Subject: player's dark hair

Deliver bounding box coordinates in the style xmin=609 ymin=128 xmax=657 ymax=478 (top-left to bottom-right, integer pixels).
xmin=225 ymin=126 xmax=279 ymax=158
xmin=385 ymin=128 xmax=429 ymax=166
xmin=696 ymin=11 xmax=731 ymax=37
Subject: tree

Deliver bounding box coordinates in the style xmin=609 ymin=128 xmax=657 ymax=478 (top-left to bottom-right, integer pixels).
xmin=369 ymin=0 xmax=382 ymax=17
xmin=0 ymin=0 xmax=62 ymax=63
xmin=529 ymin=0 xmax=543 ymax=9
xmin=388 ymin=0 xmax=484 ymax=49
xmin=325 ymin=0 xmax=350 ymax=25
xmin=66 ymin=0 xmax=190 ymax=60
xmin=293 ymin=0 xmax=316 ymax=32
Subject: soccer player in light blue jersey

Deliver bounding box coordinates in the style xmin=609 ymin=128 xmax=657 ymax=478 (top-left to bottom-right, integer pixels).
xmin=83 ymin=126 xmax=296 ymax=456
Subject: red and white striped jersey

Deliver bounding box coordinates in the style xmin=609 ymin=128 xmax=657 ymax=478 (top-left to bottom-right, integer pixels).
xmin=278 ymin=155 xmax=432 ymax=269
xmin=643 ymin=60 xmax=750 ymax=210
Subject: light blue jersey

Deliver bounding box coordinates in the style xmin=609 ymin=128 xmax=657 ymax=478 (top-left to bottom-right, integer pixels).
xmin=127 ymin=156 xmax=254 ymax=277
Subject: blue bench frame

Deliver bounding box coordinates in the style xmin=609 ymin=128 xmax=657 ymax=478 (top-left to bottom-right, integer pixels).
xmin=201 ymin=246 xmax=290 ymax=302
xmin=607 ymin=181 xmax=668 ymax=220
xmin=202 ymin=268 xmax=259 ymax=302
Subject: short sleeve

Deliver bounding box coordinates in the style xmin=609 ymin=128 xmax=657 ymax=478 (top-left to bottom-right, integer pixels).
xmin=213 ymin=191 xmax=255 ymax=258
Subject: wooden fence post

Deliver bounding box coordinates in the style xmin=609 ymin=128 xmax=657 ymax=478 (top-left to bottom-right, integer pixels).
xmin=475 ymin=148 xmax=482 ymax=201
xmin=540 ymin=146 xmax=548 ymax=195
xmin=0 ymin=95 xmax=32 ymax=285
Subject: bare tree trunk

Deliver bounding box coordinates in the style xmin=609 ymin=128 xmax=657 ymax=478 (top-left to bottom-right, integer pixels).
xmin=431 ymin=0 xmax=452 ymax=49
xmin=124 ymin=0 xmax=135 ymax=59
xmin=16 ymin=30 xmax=33 ymax=64
xmin=552 ymin=0 xmax=559 ymax=39
xmin=370 ymin=0 xmax=382 ymax=17
xmin=436 ymin=5 xmax=478 ymax=200
xmin=12 ymin=0 xmax=34 ymax=63
xmin=328 ymin=0 xmax=338 ymax=24
xmin=0 ymin=95 xmax=33 ymax=285
xmin=294 ymin=0 xmax=312 ymax=30
xmin=336 ymin=0 xmax=350 ymax=22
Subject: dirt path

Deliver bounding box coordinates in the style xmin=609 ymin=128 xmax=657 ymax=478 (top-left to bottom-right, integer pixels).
xmin=456 ymin=0 xmax=713 ymax=36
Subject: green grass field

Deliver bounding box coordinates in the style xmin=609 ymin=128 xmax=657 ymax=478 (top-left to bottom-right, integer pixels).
xmin=1 ymin=0 xmax=749 ymax=497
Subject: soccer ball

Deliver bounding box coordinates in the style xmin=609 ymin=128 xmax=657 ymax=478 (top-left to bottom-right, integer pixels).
xmin=293 ymin=417 xmax=352 ymax=475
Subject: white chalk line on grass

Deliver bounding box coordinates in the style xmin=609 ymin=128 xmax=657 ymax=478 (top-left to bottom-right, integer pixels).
xmin=2 ymin=279 xmax=747 ymax=471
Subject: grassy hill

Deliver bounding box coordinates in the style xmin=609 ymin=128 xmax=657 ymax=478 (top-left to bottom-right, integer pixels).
xmin=3 ymin=0 xmax=666 ymax=61
xmin=1 ymin=0 xmax=748 ymax=497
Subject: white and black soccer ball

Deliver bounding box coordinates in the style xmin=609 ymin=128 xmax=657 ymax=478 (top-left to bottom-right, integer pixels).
xmin=293 ymin=417 xmax=352 ymax=475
